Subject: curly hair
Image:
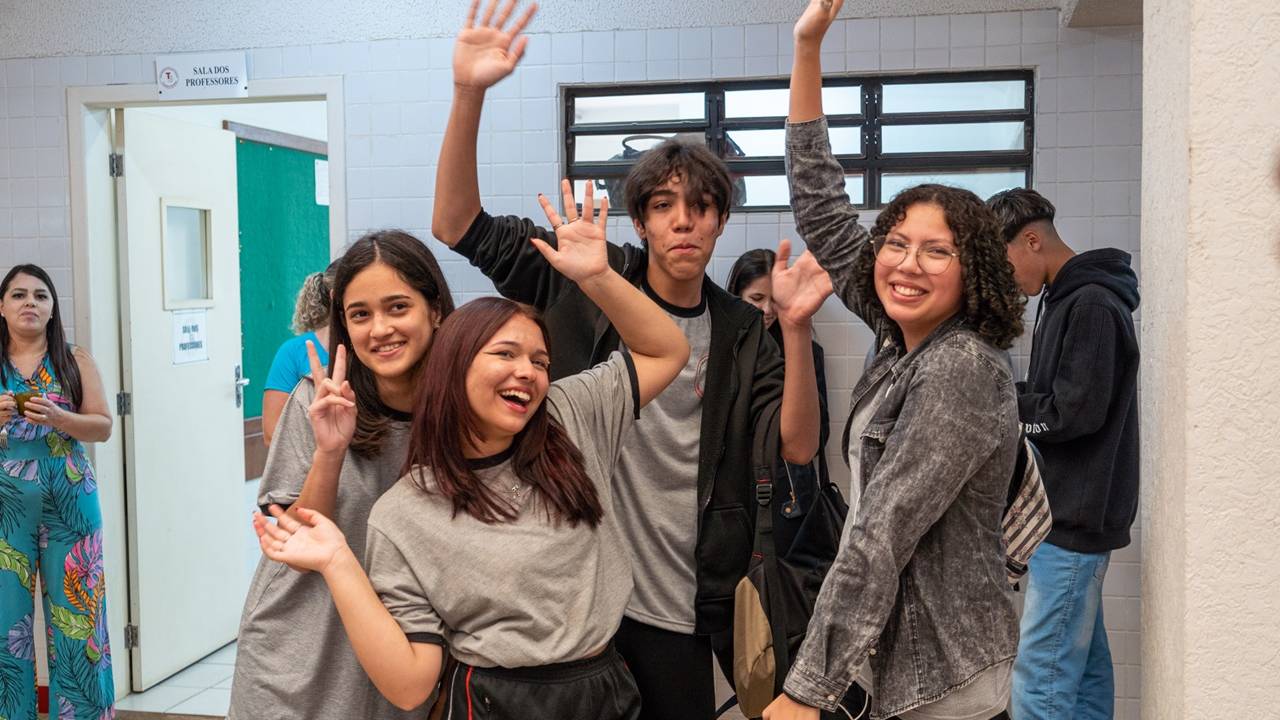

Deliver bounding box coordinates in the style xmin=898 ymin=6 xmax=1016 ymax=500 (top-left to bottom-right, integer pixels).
xmin=289 ymin=262 xmax=337 ymax=334
xmin=850 ymin=184 xmax=1025 ymax=349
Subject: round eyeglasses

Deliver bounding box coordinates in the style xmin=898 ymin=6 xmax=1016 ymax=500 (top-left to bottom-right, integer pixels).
xmin=871 ymin=236 xmax=960 ymax=275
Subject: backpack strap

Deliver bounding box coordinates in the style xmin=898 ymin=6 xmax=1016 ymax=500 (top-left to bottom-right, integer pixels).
xmin=750 ymin=408 xmax=794 ymax=694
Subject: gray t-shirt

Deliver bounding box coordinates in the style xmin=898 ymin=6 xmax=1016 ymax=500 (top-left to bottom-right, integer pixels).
xmin=613 ymin=296 xmax=711 ymax=633
xmin=365 ymin=352 xmax=638 ymax=668
xmin=229 ymin=381 xmax=421 ymax=720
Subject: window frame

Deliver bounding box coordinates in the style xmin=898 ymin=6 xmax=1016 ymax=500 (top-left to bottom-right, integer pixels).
xmin=562 ymin=69 xmax=1035 ymax=212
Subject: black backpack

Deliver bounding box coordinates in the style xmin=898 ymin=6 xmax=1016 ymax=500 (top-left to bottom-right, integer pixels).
xmin=724 ymin=411 xmax=869 ymax=719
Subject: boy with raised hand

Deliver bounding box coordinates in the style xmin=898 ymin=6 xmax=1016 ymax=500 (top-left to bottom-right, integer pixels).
xmin=430 ymin=1 xmax=830 ymax=717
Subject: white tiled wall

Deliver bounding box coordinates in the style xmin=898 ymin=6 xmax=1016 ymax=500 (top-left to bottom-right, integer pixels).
xmin=0 ymin=9 xmax=1142 ymax=717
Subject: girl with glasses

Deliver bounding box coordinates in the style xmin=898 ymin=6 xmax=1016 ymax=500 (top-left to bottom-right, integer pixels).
xmin=763 ymin=2 xmax=1028 ymax=719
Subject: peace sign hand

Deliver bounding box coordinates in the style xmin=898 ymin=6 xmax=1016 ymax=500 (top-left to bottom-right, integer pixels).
xmin=305 ymin=340 xmax=357 ymax=456
xmin=454 ymin=0 xmax=538 ymax=91
xmin=771 ymin=238 xmax=834 ymax=326
xmin=531 ymin=179 xmax=611 ymax=285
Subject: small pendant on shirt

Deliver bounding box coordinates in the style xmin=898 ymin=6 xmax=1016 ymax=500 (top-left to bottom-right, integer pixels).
xmin=508 ymin=482 xmax=523 ymax=501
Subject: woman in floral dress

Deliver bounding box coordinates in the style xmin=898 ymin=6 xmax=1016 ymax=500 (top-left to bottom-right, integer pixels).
xmin=0 ymin=264 xmax=115 ymax=720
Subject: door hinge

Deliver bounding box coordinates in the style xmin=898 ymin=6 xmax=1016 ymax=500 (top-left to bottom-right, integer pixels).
xmin=109 ymin=153 xmax=124 ymax=177
xmin=116 ymin=392 xmax=132 ymax=416
xmin=124 ymin=624 xmax=139 ymax=649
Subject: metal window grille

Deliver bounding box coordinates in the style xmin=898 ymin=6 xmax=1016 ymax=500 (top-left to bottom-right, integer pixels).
xmin=562 ymin=70 xmax=1034 ymax=213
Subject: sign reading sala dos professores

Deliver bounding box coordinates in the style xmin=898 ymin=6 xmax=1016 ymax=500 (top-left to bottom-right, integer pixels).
xmin=155 ymin=51 xmax=249 ymax=100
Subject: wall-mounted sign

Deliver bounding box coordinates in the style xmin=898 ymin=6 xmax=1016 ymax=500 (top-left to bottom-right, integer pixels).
xmin=172 ymin=309 xmax=210 ymax=365
xmin=155 ymin=51 xmax=248 ymax=101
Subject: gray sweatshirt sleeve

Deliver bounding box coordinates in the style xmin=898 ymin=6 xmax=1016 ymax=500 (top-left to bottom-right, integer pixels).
xmin=785 ymin=116 xmax=880 ymax=333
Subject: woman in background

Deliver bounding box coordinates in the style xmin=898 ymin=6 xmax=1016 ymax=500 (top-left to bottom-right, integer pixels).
xmin=0 ymin=264 xmax=115 ymax=720
xmin=726 ymin=248 xmax=831 ymax=545
xmin=262 ymin=260 xmax=338 ymax=445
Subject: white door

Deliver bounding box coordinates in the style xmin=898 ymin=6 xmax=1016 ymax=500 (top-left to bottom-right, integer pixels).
xmin=114 ymin=108 xmax=248 ymax=690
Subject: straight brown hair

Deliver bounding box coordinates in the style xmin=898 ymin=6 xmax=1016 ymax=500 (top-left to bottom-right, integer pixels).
xmin=403 ymin=298 xmax=603 ymax=527
xmin=329 ymin=230 xmax=455 ymax=457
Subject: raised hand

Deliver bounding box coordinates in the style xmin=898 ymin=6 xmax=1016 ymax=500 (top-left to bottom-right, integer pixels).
xmin=254 ymin=505 xmax=350 ymax=575
xmin=306 ymin=340 xmax=357 ymax=455
xmin=531 ymin=179 xmax=611 ymax=285
xmin=453 ymin=0 xmax=538 ymax=91
xmin=771 ymin=238 xmax=834 ymax=326
xmin=794 ymin=0 xmax=845 ymax=47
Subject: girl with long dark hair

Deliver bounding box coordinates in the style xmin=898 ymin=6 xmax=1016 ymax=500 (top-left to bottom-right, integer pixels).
xmin=726 ymin=248 xmax=832 ymax=547
xmin=0 ymin=264 xmax=115 ymax=719
xmin=254 ymin=182 xmax=690 ymax=719
xmin=228 ymin=231 xmax=455 ymax=720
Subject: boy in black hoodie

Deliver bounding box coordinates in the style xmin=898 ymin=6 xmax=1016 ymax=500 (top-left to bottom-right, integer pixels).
xmin=987 ymin=188 xmax=1140 ymax=720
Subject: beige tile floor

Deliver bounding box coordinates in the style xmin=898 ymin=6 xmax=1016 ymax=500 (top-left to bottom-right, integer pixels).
xmin=112 ymin=642 xmax=236 ymax=717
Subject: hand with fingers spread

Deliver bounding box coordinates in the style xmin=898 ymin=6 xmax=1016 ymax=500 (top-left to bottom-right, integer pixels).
xmin=454 ymin=0 xmax=538 ymax=91
xmin=771 ymin=238 xmax=834 ymax=326
xmin=794 ymin=0 xmax=845 ymax=47
xmin=305 ymin=340 xmax=357 ymax=455
xmin=530 ymin=179 xmax=611 ymax=285
xmin=254 ymin=504 xmax=351 ymax=575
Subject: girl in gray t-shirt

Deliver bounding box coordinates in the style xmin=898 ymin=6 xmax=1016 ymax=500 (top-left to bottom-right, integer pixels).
xmin=228 ymin=230 xmax=455 ymax=720
xmin=252 ymin=183 xmax=690 ymax=719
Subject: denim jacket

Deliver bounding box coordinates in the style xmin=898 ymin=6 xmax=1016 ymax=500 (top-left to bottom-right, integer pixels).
xmin=782 ymin=117 xmax=1020 ymax=719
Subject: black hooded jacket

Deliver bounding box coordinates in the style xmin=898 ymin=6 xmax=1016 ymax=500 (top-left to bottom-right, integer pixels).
xmin=1019 ymin=248 xmax=1140 ymax=553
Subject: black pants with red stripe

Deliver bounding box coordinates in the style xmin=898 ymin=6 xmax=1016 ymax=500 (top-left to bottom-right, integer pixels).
xmin=439 ymin=645 xmax=640 ymax=720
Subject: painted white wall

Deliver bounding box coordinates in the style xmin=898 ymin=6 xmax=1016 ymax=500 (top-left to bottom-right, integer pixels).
xmin=0 ymin=0 xmax=1063 ymax=60
xmin=1140 ymin=0 xmax=1280 ymax=717
xmin=137 ymin=100 xmax=328 ymax=142
xmin=0 ymin=9 xmax=1144 ymax=715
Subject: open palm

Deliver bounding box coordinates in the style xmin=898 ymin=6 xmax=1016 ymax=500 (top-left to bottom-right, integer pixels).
xmin=453 ymin=0 xmax=537 ymax=90
xmin=255 ymin=505 xmax=348 ymax=574
xmin=772 ymin=238 xmax=834 ymax=325
xmin=531 ymin=179 xmax=610 ymax=284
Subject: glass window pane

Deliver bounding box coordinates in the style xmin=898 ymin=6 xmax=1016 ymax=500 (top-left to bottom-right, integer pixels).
xmin=738 ymin=174 xmax=864 ymax=207
xmin=164 ymin=205 xmax=210 ymax=304
xmin=879 ymin=169 xmax=1025 ymax=204
xmin=882 ymin=122 xmax=1025 ymax=153
xmin=574 ymin=93 xmax=705 ymax=124
xmin=572 ymin=178 xmax=618 ymax=206
xmin=727 ymin=126 xmax=861 ymax=157
xmin=725 ymin=86 xmax=861 ymax=118
xmin=882 ymin=81 xmax=1026 ymax=114
xmin=574 ymin=132 xmax=708 ymax=162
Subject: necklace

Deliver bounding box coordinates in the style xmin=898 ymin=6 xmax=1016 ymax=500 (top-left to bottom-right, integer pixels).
xmin=507 ymin=481 xmax=524 ymax=502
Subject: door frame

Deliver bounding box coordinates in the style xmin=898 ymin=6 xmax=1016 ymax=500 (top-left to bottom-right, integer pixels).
xmin=65 ymin=76 xmax=345 ymax=699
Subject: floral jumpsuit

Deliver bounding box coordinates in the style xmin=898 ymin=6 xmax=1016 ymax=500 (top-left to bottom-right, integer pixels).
xmin=0 ymin=354 xmax=114 ymax=720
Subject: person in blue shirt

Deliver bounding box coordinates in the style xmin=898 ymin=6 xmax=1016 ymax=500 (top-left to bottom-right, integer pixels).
xmin=263 ymin=261 xmax=337 ymax=445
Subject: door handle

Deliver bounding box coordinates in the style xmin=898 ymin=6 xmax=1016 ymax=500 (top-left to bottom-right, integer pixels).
xmin=234 ymin=365 xmax=251 ymax=409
